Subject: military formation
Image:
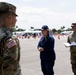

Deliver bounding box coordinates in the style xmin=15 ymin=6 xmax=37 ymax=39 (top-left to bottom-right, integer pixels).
xmin=0 ymin=1 xmax=76 ymax=75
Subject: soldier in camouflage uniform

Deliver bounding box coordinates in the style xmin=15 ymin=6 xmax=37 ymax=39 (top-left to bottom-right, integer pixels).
xmin=0 ymin=2 xmax=22 ymax=75
xmin=67 ymin=23 xmax=76 ymax=75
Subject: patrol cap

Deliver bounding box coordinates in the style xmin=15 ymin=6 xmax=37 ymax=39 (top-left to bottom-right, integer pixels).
xmin=71 ymin=23 xmax=76 ymax=27
xmin=41 ymin=25 xmax=49 ymax=31
xmin=0 ymin=2 xmax=18 ymax=16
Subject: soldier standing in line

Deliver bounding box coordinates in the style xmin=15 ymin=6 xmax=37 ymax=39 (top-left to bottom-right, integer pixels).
xmin=67 ymin=23 xmax=76 ymax=75
xmin=0 ymin=2 xmax=22 ymax=75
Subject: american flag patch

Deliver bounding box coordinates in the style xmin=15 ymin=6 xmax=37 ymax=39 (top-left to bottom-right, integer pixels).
xmin=6 ymin=40 xmax=16 ymax=48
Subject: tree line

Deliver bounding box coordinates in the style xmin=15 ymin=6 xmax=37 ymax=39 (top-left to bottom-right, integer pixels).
xmin=11 ymin=26 xmax=72 ymax=34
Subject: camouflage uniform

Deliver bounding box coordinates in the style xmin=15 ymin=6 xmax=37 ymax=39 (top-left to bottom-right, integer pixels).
xmin=67 ymin=23 xmax=76 ymax=75
xmin=0 ymin=2 xmax=21 ymax=75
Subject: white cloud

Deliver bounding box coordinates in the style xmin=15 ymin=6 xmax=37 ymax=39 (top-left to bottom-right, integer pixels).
xmin=16 ymin=6 xmax=76 ymax=29
xmin=60 ymin=3 xmax=66 ymax=6
xmin=22 ymin=0 xmax=36 ymax=2
xmin=0 ymin=0 xmax=7 ymax=2
xmin=0 ymin=0 xmax=13 ymax=3
xmin=17 ymin=6 xmax=76 ymax=20
xmin=17 ymin=6 xmax=49 ymax=14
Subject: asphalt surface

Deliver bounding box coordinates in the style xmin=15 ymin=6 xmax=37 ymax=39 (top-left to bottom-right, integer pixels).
xmin=19 ymin=36 xmax=74 ymax=75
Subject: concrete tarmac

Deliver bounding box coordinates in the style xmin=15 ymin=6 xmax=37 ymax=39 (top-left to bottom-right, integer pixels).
xmin=19 ymin=36 xmax=73 ymax=75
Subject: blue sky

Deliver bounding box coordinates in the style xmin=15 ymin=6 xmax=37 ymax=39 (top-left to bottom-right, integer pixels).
xmin=0 ymin=0 xmax=76 ymax=29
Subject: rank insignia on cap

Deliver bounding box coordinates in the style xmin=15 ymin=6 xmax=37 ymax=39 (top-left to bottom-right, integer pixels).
xmin=6 ymin=40 xmax=16 ymax=48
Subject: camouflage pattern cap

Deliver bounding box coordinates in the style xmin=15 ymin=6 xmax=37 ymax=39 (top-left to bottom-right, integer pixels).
xmin=0 ymin=2 xmax=18 ymax=16
xmin=71 ymin=23 xmax=76 ymax=27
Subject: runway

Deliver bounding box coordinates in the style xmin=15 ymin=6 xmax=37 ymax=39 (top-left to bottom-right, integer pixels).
xmin=19 ymin=36 xmax=73 ymax=75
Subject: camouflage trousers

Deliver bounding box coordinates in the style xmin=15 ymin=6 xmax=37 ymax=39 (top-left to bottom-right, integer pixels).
xmin=2 ymin=68 xmax=22 ymax=75
xmin=71 ymin=52 xmax=76 ymax=75
xmin=0 ymin=65 xmax=22 ymax=75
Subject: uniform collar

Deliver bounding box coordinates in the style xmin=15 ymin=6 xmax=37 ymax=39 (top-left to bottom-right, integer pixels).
xmin=3 ymin=26 xmax=12 ymax=32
